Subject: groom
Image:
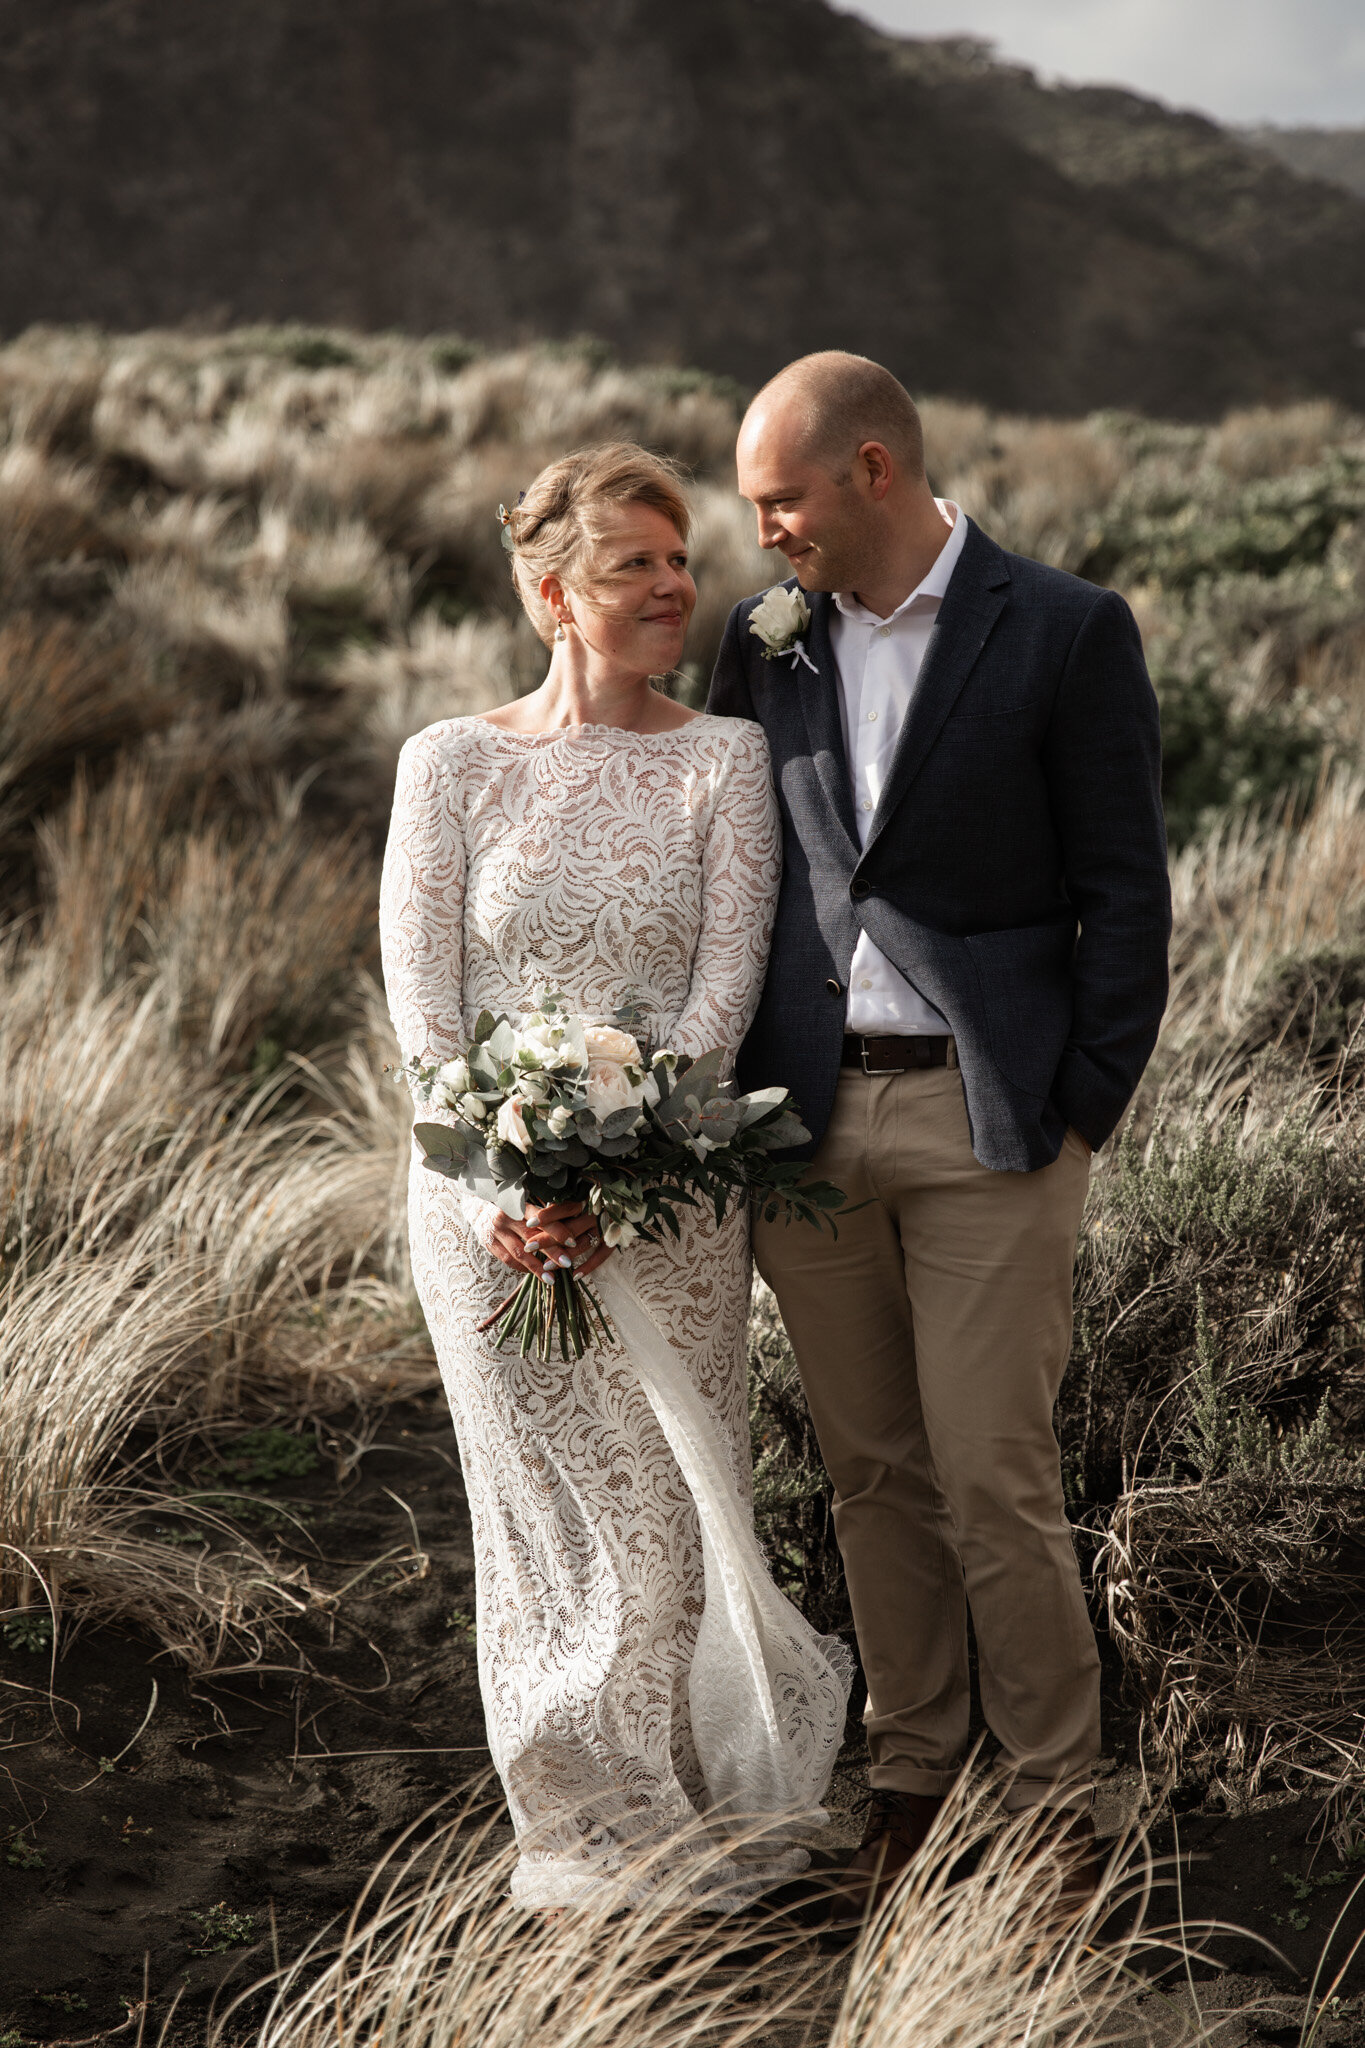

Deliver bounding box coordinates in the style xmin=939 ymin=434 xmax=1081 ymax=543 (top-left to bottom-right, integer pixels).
xmin=707 ymin=352 xmax=1170 ymax=1919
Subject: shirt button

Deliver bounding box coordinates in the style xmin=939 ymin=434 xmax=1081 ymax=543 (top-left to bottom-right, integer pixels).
xmin=859 ymin=978 xmax=873 ymax=989
xmin=861 ymin=799 xmax=873 ymax=811
xmin=867 ymin=710 xmax=878 ymax=722
xmin=878 ymin=625 xmax=891 ymax=639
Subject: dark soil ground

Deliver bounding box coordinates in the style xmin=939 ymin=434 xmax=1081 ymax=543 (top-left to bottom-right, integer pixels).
xmin=1 ymin=1389 xmax=1362 ymax=2046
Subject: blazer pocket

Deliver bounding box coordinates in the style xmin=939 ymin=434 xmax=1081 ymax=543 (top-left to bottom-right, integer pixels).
xmin=964 ymin=921 xmax=1076 ymax=1097
xmin=936 ymin=705 xmax=1031 ymax=743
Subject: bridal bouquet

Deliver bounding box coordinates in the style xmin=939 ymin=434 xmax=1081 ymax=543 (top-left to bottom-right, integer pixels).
xmin=405 ymin=994 xmax=846 ymax=1361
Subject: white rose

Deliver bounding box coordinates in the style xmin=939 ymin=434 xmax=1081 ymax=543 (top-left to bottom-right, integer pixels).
xmin=545 ymin=1103 xmax=574 ymax=1137
xmin=601 ymin=1218 xmax=639 ymax=1249
xmin=515 ymin=1071 xmax=552 ymax=1105
xmin=585 ymin=1058 xmax=647 ymax=1123
xmin=517 ymin=1019 xmax=571 ymax=1068
xmin=747 ymin=584 xmax=811 ymax=653
xmin=496 ymin=1097 xmax=532 ymax=1153
xmin=437 ymin=1056 xmax=471 ymax=1096
xmin=459 ymin=1092 xmax=489 ymax=1121
xmin=582 ymin=1023 xmax=643 ymax=1066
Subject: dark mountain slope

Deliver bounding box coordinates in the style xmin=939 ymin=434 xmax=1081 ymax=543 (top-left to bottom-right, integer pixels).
xmin=1245 ymin=126 xmax=1365 ymax=204
xmin=2 ymin=0 xmax=1364 ymax=416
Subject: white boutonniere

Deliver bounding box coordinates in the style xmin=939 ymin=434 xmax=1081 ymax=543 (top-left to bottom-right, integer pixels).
xmin=747 ymin=585 xmax=817 ymax=672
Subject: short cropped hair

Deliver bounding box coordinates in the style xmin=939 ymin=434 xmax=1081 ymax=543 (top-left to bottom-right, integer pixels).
xmin=504 ymin=442 xmax=691 ymax=645
xmin=753 ymin=351 xmax=926 ymax=482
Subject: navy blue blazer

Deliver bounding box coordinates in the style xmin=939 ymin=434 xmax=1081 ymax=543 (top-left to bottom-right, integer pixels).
xmin=706 ymin=518 xmax=1171 ymax=1172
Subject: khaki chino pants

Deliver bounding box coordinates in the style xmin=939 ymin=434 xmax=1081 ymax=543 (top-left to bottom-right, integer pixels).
xmin=754 ymin=1061 xmax=1100 ymax=1811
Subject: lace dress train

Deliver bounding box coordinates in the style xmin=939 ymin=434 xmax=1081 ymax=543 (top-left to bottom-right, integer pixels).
xmin=379 ymin=714 xmax=852 ymax=1908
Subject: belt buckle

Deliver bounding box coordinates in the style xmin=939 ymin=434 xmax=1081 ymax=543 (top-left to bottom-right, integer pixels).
xmin=861 ymin=1038 xmax=906 ymax=1076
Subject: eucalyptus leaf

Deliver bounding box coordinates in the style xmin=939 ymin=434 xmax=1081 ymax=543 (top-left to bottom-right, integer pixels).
xmin=487 ymin=1020 xmax=517 ymax=1065
xmin=413 ymin=1121 xmax=476 ymax=1167
xmin=751 ymin=1111 xmax=809 ymax=1150
xmin=474 ymin=1011 xmax=497 ymax=1044
xmin=601 ymin=1106 xmax=644 ymax=1139
xmin=655 ymin=1047 xmax=725 ymax=1123
xmin=736 ymin=1086 xmax=789 ymax=1128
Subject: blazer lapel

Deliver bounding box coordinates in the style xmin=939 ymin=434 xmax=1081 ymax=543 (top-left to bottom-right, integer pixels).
xmin=797 ymin=589 xmax=861 ymax=859
xmin=863 ymin=521 xmax=1010 ymax=854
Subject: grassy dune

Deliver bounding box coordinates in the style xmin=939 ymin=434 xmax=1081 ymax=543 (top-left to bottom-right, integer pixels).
xmin=1 ymin=326 xmax=1364 ymax=2042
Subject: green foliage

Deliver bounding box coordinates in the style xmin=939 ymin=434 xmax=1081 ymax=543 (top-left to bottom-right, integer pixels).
xmin=430 ymin=336 xmax=482 ymax=375
xmin=1065 ymin=1113 xmax=1365 ymax=1510
xmin=36 ymin=1994 xmax=86 ymax=2014
xmin=250 ymin=1035 xmax=284 ymax=1083
xmin=205 ymin=1427 xmax=318 ymax=1487
xmin=1239 ymin=946 xmax=1365 ymax=1069
xmin=1082 ymin=453 xmax=1365 ymax=589
xmin=278 ymin=331 xmax=359 ymax=372
xmin=186 ymin=1901 xmax=256 ymax=1955
xmin=2 ymin=1613 xmax=52 ymax=1654
xmin=642 ymin=365 xmax=750 ymax=414
xmin=5 ymin=1829 xmax=43 ymax=1869
xmin=1154 ymin=661 xmax=1331 ymax=847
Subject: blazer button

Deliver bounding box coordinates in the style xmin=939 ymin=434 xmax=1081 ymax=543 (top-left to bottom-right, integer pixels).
xmin=850 ymin=879 xmax=870 ymax=900
xmin=825 ymin=977 xmax=842 ymax=997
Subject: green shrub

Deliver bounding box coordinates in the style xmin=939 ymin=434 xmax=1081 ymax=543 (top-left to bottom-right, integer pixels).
xmin=1155 ymin=661 xmax=1333 ymax=847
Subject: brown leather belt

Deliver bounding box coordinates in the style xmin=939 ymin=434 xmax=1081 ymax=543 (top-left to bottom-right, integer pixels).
xmin=842 ymin=1033 xmax=958 ymax=1074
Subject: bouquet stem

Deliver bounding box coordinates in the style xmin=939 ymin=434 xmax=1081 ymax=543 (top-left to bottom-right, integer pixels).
xmin=476 ymin=1267 xmax=616 ymax=1362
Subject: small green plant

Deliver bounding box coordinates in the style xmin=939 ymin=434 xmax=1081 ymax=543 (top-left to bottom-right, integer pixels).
xmin=2 ymin=1614 xmax=52 ymax=1655
xmin=5 ymin=1829 xmax=44 ymax=1870
xmin=186 ymin=1901 xmax=256 ymax=1955
xmin=149 ymin=1521 xmax=207 ymax=1548
xmin=205 ymin=1426 xmax=318 ymax=1486
xmin=37 ymin=1994 xmax=87 ymax=2015
xmin=445 ymin=1609 xmax=477 ymax=1638
xmin=0 ymin=2027 xmax=26 ymax=2047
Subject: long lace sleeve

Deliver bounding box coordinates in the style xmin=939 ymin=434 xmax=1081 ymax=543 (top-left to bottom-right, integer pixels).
xmin=665 ymin=722 xmax=781 ymax=1064
xmin=379 ymin=726 xmax=465 ymax=1072
xmin=379 ymin=726 xmax=498 ymax=1251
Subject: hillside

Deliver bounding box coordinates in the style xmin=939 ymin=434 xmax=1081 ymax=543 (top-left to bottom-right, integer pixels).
xmin=3 ymin=0 xmax=1365 ymax=417
xmin=1246 ymin=124 xmax=1365 ymax=202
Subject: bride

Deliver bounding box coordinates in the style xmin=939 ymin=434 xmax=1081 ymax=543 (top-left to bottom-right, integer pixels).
xmin=379 ymin=442 xmax=851 ymax=1910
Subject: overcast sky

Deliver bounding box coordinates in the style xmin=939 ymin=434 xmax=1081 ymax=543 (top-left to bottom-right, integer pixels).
xmin=836 ymin=0 xmax=1365 ymax=126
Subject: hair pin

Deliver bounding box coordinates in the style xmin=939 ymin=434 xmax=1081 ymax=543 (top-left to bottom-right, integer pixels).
xmin=497 ymin=490 xmax=527 ymax=554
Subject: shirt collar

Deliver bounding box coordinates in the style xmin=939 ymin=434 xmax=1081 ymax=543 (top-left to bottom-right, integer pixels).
xmin=833 ymin=500 xmax=967 ymax=626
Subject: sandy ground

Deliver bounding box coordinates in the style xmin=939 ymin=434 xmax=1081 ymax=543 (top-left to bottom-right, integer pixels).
xmin=1 ymin=1389 xmax=1361 ymax=2045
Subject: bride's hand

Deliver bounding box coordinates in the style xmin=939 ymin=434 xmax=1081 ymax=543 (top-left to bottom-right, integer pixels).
xmin=488 ymin=1200 xmax=614 ymax=1279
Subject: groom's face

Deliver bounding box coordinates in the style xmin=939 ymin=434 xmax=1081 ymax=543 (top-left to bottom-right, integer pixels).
xmin=736 ymin=408 xmax=878 ymax=595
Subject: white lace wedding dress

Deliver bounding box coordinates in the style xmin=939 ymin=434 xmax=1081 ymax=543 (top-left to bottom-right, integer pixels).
xmin=379 ymin=713 xmax=853 ymax=1910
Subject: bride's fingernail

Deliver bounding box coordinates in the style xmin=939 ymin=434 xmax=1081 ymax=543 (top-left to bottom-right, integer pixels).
xmin=557 ymin=1254 xmax=572 ymax=1268
xmin=564 ymin=1237 xmax=577 ymax=1249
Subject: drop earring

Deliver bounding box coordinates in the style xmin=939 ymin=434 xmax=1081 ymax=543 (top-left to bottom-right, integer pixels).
xmin=554 ymin=621 xmax=567 ymax=643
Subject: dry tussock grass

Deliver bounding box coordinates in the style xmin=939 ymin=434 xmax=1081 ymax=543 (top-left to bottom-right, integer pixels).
xmin=1163 ymin=766 xmax=1365 ymax=1054
xmin=224 ymin=1777 xmax=1189 ymax=2048
xmin=2 ymin=326 xmax=1365 ymax=2036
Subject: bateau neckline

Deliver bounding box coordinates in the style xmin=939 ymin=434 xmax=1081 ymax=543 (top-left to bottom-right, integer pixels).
xmin=467 ymin=716 xmax=715 ymax=743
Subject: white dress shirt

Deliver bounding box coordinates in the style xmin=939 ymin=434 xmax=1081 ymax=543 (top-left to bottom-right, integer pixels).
xmin=831 ymin=499 xmax=968 ymax=1036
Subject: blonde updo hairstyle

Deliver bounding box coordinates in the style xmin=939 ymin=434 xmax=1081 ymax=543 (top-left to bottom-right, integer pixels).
xmin=504 ymin=442 xmax=691 ymax=647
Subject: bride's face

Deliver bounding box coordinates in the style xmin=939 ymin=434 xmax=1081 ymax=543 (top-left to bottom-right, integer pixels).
xmin=546 ymin=503 xmax=696 ymax=675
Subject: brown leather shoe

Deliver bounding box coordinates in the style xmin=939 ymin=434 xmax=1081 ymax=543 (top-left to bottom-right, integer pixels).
xmin=816 ymin=1790 xmax=946 ymax=1931
xmin=1021 ymin=1808 xmax=1103 ymax=1918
